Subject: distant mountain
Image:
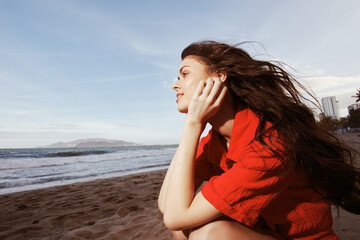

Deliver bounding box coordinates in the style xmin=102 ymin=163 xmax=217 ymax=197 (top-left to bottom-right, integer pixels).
xmin=40 ymin=138 xmax=139 ymax=148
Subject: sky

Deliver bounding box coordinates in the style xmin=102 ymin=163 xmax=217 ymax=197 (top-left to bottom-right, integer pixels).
xmin=0 ymin=0 xmax=359 ymax=148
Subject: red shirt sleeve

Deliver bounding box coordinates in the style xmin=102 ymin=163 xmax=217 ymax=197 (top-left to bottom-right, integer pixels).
xmin=201 ymin=141 xmax=295 ymax=227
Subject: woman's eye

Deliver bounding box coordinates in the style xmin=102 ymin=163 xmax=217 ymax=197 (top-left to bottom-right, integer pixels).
xmin=182 ymin=72 xmax=188 ymax=78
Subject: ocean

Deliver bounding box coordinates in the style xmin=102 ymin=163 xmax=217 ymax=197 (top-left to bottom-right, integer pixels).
xmin=0 ymin=145 xmax=176 ymax=195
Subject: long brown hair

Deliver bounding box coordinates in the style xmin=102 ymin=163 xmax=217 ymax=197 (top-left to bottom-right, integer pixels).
xmin=182 ymin=40 xmax=360 ymax=214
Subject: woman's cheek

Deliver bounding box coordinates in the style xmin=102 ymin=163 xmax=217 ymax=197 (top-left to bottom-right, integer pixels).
xmin=176 ymin=96 xmax=187 ymax=113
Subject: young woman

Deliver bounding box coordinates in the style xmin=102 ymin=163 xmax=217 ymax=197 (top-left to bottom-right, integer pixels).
xmin=158 ymin=41 xmax=360 ymax=240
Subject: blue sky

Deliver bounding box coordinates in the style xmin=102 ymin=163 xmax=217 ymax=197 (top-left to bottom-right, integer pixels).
xmin=0 ymin=0 xmax=359 ymax=148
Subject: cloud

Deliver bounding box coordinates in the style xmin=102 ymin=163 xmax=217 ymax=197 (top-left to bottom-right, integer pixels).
xmin=0 ymin=115 xmax=183 ymax=148
xmin=37 ymin=123 xmax=78 ymax=130
xmin=131 ymin=43 xmax=173 ymax=56
xmin=34 ymin=0 xmax=174 ymax=57
xmin=91 ymin=72 xmax=164 ymax=83
xmin=14 ymin=94 xmax=54 ymax=99
xmin=299 ymin=75 xmax=359 ymax=117
xmin=301 ymin=75 xmax=359 ymax=97
xmin=0 ymin=69 xmax=45 ymax=93
xmin=1 ymin=109 xmax=32 ymax=116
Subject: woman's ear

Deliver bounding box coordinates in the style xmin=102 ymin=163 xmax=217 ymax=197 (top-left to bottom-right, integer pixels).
xmin=217 ymin=72 xmax=227 ymax=83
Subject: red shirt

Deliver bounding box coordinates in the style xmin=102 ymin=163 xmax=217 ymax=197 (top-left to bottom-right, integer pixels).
xmin=195 ymin=108 xmax=339 ymax=240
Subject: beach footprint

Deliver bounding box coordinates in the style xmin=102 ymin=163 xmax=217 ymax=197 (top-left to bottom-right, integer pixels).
xmin=116 ymin=205 xmax=144 ymax=218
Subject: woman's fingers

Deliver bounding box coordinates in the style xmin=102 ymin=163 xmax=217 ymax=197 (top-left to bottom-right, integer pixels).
xmin=207 ymin=78 xmax=222 ymax=101
xmin=214 ymin=84 xmax=228 ymax=107
xmin=192 ymin=80 xmax=205 ymax=99
xmin=201 ymin=78 xmax=214 ymax=97
xmin=194 ymin=77 xmax=225 ymax=104
xmin=192 ymin=78 xmax=218 ymax=100
xmin=188 ymin=77 xmax=226 ymax=123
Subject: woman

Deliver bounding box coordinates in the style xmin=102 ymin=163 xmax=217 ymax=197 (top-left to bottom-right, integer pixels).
xmin=158 ymin=41 xmax=360 ymax=239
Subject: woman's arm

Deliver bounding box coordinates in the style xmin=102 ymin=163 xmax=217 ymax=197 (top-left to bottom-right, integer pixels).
xmin=159 ymin=148 xmax=204 ymax=214
xmin=163 ymin=118 xmax=221 ymax=230
xmin=159 ymin=78 xmax=228 ymax=230
xmin=158 ymin=158 xmax=203 ymax=214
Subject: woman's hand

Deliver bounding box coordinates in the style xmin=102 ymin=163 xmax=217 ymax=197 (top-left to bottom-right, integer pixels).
xmin=187 ymin=77 xmax=228 ymax=126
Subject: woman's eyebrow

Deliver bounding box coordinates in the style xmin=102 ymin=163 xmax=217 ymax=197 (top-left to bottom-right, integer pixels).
xmin=179 ymin=65 xmax=190 ymax=73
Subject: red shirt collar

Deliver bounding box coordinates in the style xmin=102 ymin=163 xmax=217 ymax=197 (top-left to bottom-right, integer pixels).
xmin=223 ymin=107 xmax=261 ymax=162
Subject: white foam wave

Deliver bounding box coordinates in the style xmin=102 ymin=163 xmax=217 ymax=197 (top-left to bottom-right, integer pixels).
xmin=0 ymin=148 xmax=176 ymax=170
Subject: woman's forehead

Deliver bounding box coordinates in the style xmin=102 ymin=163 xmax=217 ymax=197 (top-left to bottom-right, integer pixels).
xmin=180 ymin=57 xmax=205 ymax=69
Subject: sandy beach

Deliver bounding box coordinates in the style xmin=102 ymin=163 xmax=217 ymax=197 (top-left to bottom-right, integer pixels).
xmin=0 ymin=170 xmax=172 ymax=240
xmin=0 ymin=133 xmax=359 ymax=240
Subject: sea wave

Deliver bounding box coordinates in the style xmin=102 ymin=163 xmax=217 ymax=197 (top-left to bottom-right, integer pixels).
xmin=45 ymin=150 xmax=109 ymax=157
xmin=0 ymin=147 xmax=176 ymax=170
xmin=0 ymin=162 xmax=170 ymax=191
xmin=0 ymin=145 xmax=175 ymax=194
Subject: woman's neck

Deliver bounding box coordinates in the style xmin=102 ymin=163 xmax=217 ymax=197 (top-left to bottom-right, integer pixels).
xmin=208 ymin=92 xmax=237 ymax=143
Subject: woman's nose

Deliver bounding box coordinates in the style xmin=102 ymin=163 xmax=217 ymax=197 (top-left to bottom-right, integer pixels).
xmin=172 ymin=81 xmax=179 ymax=91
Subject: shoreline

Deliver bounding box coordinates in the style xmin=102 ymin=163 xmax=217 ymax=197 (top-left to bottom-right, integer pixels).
xmin=0 ymin=166 xmax=169 ymax=196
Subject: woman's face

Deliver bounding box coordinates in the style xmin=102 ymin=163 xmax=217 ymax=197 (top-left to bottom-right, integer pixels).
xmin=172 ymin=56 xmax=211 ymax=113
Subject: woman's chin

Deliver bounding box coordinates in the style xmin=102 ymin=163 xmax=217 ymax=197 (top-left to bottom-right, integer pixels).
xmin=177 ymin=105 xmax=188 ymax=113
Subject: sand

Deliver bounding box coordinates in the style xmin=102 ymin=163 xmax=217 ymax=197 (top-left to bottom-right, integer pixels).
xmin=0 ymin=132 xmax=359 ymax=240
xmin=0 ymin=170 xmax=172 ymax=240
xmin=333 ymin=132 xmax=360 ymax=239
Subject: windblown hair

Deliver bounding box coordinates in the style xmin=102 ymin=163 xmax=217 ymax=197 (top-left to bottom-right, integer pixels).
xmin=182 ymin=40 xmax=360 ymax=214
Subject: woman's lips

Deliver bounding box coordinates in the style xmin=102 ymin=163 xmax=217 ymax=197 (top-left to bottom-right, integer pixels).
xmin=176 ymin=93 xmax=183 ymax=103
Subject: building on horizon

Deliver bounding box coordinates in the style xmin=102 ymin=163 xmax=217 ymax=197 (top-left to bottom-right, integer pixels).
xmin=321 ymin=96 xmax=339 ymax=119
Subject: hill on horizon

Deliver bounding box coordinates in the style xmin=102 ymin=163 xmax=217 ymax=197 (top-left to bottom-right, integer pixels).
xmin=40 ymin=138 xmax=139 ymax=148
